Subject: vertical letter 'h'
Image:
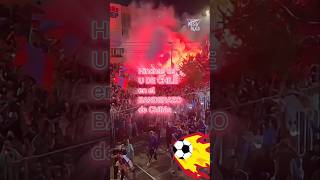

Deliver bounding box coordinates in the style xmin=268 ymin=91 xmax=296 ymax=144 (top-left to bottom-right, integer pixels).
xmin=92 ymin=21 xmax=108 ymax=40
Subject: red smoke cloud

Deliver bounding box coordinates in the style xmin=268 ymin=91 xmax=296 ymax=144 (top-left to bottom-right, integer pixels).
xmin=121 ymin=2 xmax=209 ymax=72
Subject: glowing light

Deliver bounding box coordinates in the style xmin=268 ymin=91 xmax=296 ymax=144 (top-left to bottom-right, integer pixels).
xmin=163 ymin=41 xmax=204 ymax=68
xmin=205 ymin=10 xmax=210 ymax=17
xmin=137 ymin=96 xmax=183 ymax=105
xmin=120 ymin=4 xmax=209 ymax=71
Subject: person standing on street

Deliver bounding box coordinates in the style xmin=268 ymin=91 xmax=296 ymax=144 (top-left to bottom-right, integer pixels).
xmin=125 ymin=138 xmax=134 ymax=164
xmin=126 ymin=114 xmax=133 ymax=139
xmin=147 ymin=131 xmax=158 ymax=167
xmin=111 ymin=149 xmax=120 ymax=179
xmin=131 ymin=114 xmax=139 ymax=137
xmin=118 ymin=156 xmax=127 ymax=180
xmin=166 ymin=121 xmax=174 ymax=151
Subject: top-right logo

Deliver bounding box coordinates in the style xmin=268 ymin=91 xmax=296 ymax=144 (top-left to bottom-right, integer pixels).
xmin=187 ymin=19 xmax=201 ymax=32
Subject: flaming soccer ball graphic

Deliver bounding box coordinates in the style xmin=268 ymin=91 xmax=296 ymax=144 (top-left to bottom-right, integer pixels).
xmin=173 ymin=133 xmax=210 ymax=179
xmin=173 ymin=139 xmax=193 ymax=160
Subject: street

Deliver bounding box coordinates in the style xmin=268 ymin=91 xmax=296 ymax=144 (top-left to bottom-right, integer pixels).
xmin=110 ymin=133 xmax=195 ymax=180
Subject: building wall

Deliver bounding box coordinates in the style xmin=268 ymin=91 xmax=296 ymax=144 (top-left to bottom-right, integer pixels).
xmin=110 ymin=3 xmax=131 ymax=64
xmin=110 ymin=3 xmax=122 ymax=47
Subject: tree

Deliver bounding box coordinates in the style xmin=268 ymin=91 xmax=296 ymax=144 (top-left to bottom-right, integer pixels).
xmin=180 ymin=44 xmax=210 ymax=87
xmin=211 ymin=0 xmax=320 ymax=84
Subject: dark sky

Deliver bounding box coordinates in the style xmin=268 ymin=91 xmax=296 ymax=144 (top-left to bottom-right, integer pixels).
xmin=111 ymin=0 xmax=209 ymax=16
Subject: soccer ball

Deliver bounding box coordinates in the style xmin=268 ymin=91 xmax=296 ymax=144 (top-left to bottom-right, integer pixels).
xmin=173 ymin=139 xmax=193 ymax=159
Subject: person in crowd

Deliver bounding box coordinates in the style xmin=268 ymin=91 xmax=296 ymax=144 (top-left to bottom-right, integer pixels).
xmin=125 ymin=138 xmax=134 ymax=164
xmin=120 ymin=115 xmax=126 ymax=141
xmin=0 ymin=140 xmax=22 ymax=180
xmin=165 ymin=121 xmax=174 ymax=151
xmin=111 ymin=147 xmax=122 ymax=179
xmin=303 ymin=140 xmax=320 ymax=180
xmin=154 ymin=119 xmax=162 ymax=151
xmin=218 ymin=155 xmax=248 ymax=180
xmin=126 ymin=114 xmax=133 ymax=139
xmin=147 ymin=131 xmax=158 ymax=167
xmin=115 ymin=153 xmax=127 ymax=180
xmin=181 ymin=125 xmax=189 ymax=136
xmin=186 ymin=117 xmax=194 ymax=133
xmin=262 ymin=118 xmax=278 ymax=150
xmin=248 ymin=149 xmax=275 ymax=180
xmin=291 ymin=157 xmax=303 ymax=180
xmin=198 ymin=119 xmax=207 ymax=134
xmin=0 ymin=141 xmax=8 ymax=180
xmin=131 ymin=114 xmax=139 ymax=137
xmin=170 ymin=143 xmax=179 ymax=176
xmin=272 ymin=136 xmax=298 ymax=180
xmin=171 ymin=125 xmax=182 ymax=143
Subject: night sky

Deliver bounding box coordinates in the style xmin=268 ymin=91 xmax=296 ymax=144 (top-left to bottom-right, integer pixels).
xmin=111 ymin=0 xmax=209 ymax=16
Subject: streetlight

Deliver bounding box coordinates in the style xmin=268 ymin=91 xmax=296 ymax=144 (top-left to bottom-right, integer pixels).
xmin=205 ymin=9 xmax=210 ymax=17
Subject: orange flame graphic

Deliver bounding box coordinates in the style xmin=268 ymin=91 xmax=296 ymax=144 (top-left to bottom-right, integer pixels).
xmin=174 ymin=133 xmax=210 ymax=179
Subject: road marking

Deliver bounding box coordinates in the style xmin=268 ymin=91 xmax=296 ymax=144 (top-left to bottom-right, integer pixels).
xmin=135 ymin=164 xmax=156 ymax=180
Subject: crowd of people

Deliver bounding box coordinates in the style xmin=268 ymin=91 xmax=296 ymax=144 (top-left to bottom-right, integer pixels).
xmin=110 ymin=57 xmax=319 ymax=180
xmin=0 ymin=4 xmax=104 ymax=180
xmin=110 ymin=56 xmax=211 ymax=179
xmin=211 ymin=65 xmax=319 ymax=180
xmin=0 ymin=3 xmax=210 ymax=179
xmin=110 ymin=110 xmax=211 ymax=179
xmin=1 ymin=2 xmax=319 ymax=180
